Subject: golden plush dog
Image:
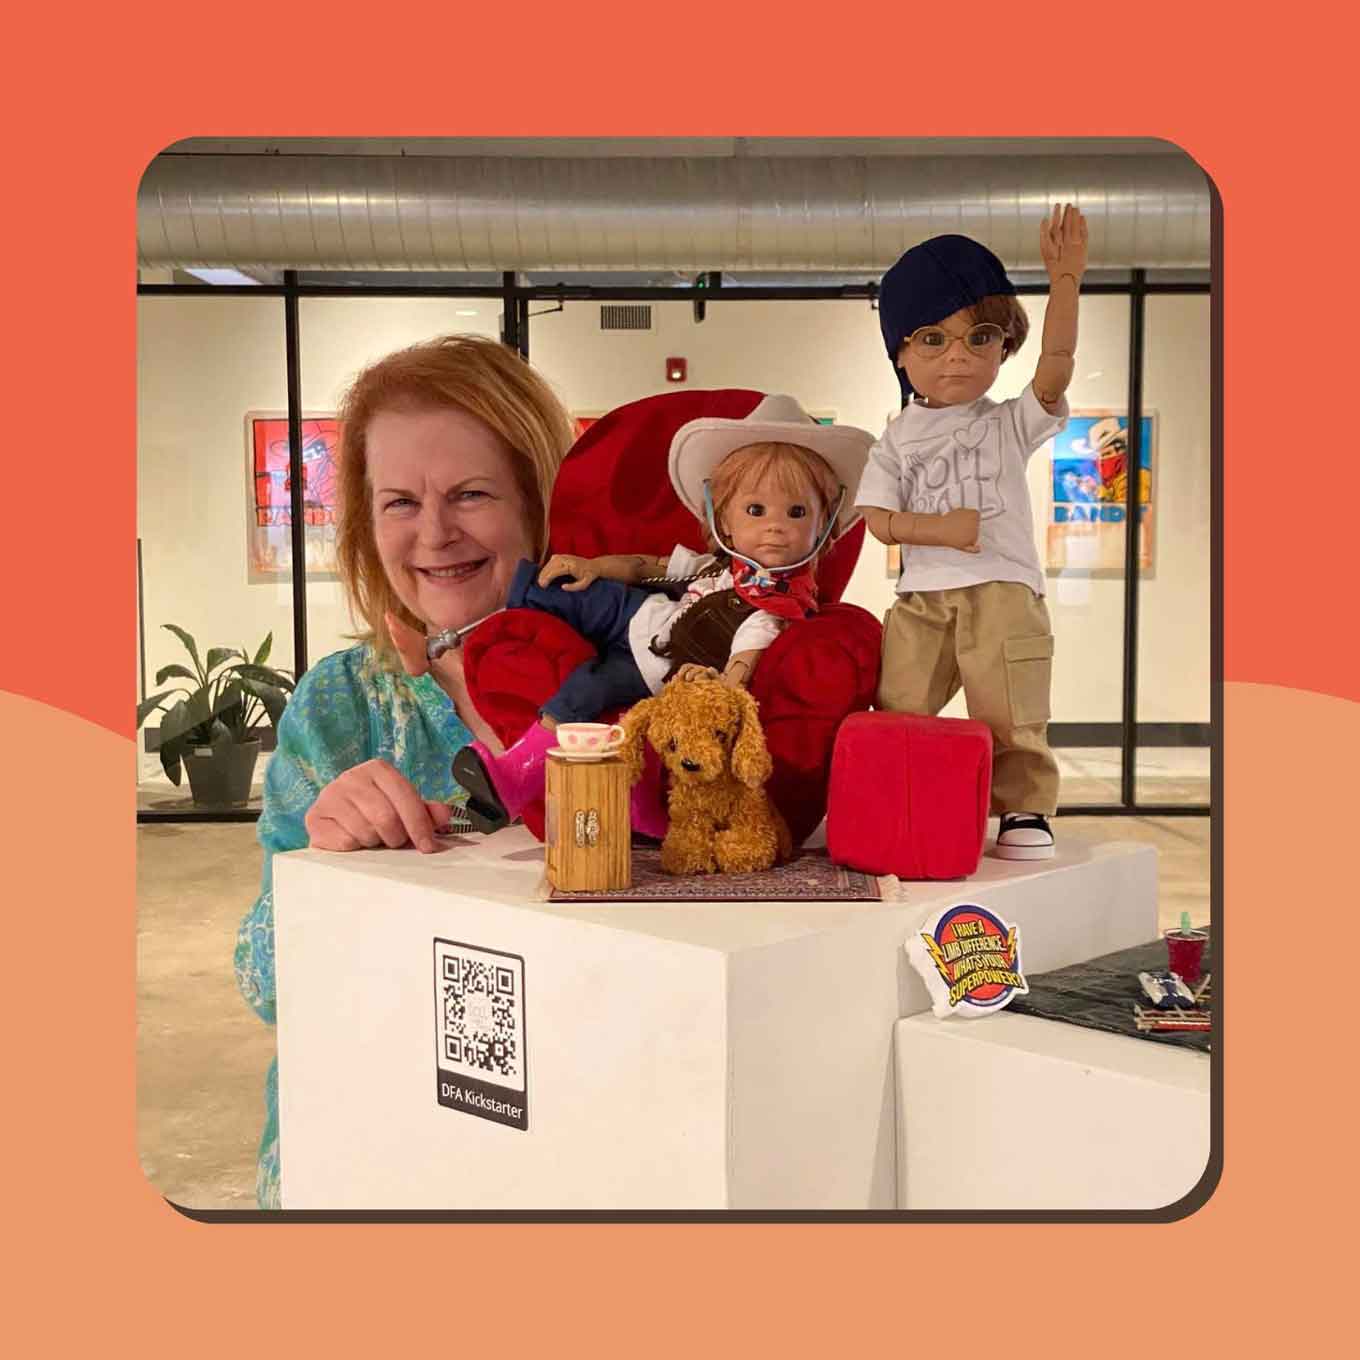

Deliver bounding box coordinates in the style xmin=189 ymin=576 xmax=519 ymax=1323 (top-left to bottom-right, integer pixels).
xmin=619 ymin=677 xmax=793 ymax=876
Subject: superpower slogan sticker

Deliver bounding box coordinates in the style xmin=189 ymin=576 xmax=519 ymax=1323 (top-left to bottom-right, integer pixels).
xmin=906 ymin=903 xmax=1028 ymax=1019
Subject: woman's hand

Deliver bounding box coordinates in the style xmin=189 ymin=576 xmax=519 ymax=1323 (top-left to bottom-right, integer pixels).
xmin=1039 ymin=203 xmax=1089 ymax=284
xmin=538 ymin=554 xmax=600 ymax=591
xmin=304 ymin=759 xmax=451 ymax=854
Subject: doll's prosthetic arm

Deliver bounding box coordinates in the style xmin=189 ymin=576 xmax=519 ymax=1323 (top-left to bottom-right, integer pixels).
xmin=1033 ymin=274 xmax=1080 ymax=411
xmin=538 ymin=552 xmax=670 ymax=590
xmin=1034 ymin=203 xmax=1090 ymax=413
xmin=674 ymin=646 xmax=765 ymax=689
xmin=860 ymin=506 xmax=981 ymax=552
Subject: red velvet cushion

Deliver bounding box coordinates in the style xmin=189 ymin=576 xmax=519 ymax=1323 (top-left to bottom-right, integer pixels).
xmin=826 ymin=712 xmax=993 ymax=880
xmin=462 ymin=610 xmax=595 ymax=840
xmin=749 ymin=604 xmax=882 ymax=846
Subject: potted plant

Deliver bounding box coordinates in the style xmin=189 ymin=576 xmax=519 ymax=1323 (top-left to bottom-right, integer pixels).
xmin=136 ymin=626 xmax=295 ymax=807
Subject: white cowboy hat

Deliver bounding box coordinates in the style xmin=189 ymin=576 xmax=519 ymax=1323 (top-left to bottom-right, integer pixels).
xmin=668 ymin=394 xmax=874 ymax=538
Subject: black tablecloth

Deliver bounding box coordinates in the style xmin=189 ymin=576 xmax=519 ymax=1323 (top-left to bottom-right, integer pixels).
xmin=1008 ymin=936 xmax=1212 ymax=1054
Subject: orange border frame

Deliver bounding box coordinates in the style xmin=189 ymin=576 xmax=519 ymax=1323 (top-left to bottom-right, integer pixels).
xmin=4 ymin=1 xmax=1354 ymax=1351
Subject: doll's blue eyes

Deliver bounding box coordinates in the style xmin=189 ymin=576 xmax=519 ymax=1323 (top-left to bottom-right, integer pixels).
xmin=744 ymin=503 xmax=808 ymax=518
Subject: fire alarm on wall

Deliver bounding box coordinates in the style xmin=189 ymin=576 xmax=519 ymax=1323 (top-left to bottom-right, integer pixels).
xmin=666 ymin=357 xmax=687 ymax=383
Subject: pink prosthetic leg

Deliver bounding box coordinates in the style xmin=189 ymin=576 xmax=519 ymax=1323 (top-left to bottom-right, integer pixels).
xmin=452 ymin=722 xmax=556 ymax=833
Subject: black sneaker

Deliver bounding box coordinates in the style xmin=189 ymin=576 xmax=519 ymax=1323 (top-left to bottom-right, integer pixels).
xmin=994 ymin=812 xmax=1055 ymax=861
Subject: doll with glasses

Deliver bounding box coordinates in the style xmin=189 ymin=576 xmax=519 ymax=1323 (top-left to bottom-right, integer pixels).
xmin=853 ymin=205 xmax=1089 ymax=860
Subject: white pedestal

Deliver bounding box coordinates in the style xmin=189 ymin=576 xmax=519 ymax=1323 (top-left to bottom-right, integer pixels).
xmin=894 ymin=1012 xmax=1210 ymax=1211
xmin=274 ymin=827 xmax=1157 ymax=1210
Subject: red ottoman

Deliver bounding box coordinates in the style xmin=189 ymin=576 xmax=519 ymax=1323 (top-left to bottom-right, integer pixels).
xmin=826 ymin=712 xmax=993 ymax=880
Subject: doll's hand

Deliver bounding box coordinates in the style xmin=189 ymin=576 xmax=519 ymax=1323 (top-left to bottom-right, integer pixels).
xmin=940 ymin=508 xmax=982 ymax=553
xmin=673 ymin=664 xmax=722 ymax=684
xmin=1039 ymin=203 xmax=1089 ymax=284
xmin=537 ymin=554 xmax=599 ymax=591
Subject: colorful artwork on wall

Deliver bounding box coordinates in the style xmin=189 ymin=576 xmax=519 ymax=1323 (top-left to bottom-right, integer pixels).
xmin=246 ymin=413 xmax=341 ymax=582
xmin=1045 ymin=410 xmax=1156 ymax=576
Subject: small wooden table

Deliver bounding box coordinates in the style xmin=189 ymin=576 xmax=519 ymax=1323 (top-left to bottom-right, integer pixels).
xmin=544 ymin=751 xmax=631 ymax=892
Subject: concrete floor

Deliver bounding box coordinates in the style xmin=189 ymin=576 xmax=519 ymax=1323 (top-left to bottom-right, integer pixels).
xmin=137 ymin=807 xmax=1211 ymax=1212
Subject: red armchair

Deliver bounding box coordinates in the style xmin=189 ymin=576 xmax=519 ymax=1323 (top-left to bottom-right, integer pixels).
xmin=463 ymin=389 xmax=882 ymax=846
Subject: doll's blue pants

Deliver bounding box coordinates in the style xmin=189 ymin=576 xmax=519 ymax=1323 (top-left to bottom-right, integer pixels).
xmin=505 ymin=558 xmax=655 ymax=723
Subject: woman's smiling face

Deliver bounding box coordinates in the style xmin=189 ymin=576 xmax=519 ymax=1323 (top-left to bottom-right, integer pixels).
xmin=368 ymin=404 xmax=534 ymax=634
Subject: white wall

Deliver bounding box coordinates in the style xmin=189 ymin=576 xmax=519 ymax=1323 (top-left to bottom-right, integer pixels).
xmin=137 ymin=292 xmax=1210 ymax=725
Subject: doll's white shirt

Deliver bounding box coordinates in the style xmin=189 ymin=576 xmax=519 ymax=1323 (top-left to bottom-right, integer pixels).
xmin=854 ymin=385 xmax=1067 ymax=597
xmin=627 ymin=544 xmax=784 ymax=694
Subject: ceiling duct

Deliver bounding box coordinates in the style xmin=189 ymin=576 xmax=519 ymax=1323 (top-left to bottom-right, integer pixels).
xmin=138 ymin=153 xmax=1211 ymax=272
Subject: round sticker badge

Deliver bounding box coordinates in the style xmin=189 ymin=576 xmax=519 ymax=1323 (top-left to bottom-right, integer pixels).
xmin=906 ymin=902 xmax=1028 ymax=1019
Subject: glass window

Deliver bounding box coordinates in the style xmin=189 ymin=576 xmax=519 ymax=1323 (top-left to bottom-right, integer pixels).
xmin=1135 ymin=294 xmax=1211 ymax=806
xmin=137 ymin=296 xmax=287 ymax=813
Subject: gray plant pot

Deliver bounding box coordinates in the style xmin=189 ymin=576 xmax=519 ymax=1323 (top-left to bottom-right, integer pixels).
xmin=182 ymin=739 xmax=262 ymax=807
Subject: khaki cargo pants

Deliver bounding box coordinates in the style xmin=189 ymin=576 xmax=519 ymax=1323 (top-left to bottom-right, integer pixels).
xmin=878 ymin=581 xmax=1059 ymax=816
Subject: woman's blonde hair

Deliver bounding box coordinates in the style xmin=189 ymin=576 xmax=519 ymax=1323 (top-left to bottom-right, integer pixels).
xmin=334 ymin=335 xmax=576 ymax=657
xmin=705 ymin=441 xmax=842 ymax=556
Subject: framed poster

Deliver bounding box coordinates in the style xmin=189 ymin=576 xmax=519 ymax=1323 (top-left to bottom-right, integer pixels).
xmin=1045 ymin=409 xmax=1156 ymax=576
xmin=245 ymin=412 xmax=341 ymax=583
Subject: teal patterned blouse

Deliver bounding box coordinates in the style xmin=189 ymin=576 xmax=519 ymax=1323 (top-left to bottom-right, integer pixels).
xmin=233 ymin=643 xmax=473 ymax=1209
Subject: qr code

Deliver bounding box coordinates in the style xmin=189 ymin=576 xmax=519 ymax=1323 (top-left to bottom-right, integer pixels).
xmin=434 ymin=941 xmax=525 ymax=1092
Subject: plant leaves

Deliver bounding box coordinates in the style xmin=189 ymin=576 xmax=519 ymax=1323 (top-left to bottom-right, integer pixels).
xmin=228 ymin=662 xmax=296 ymax=692
xmin=206 ymin=647 xmax=244 ymax=675
xmin=161 ymin=624 xmax=204 ymax=682
xmin=159 ymin=691 xmax=213 ymax=745
xmin=159 ymin=743 xmax=183 ymax=786
xmin=158 ymin=698 xmax=190 ymax=749
xmin=253 ymin=632 xmax=274 ymax=666
xmin=154 ymin=663 xmax=197 ymax=687
xmin=238 ymin=677 xmax=288 ymax=731
xmin=136 ymin=688 xmax=183 ymax=728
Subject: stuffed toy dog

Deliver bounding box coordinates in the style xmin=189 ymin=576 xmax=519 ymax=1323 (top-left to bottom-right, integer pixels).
xmin=619 ymin=677 xmax=793 ymax=876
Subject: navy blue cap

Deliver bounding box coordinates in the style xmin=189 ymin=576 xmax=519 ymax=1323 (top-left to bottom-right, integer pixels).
xmin=879 ymin=235 xmax=1016 ymax=404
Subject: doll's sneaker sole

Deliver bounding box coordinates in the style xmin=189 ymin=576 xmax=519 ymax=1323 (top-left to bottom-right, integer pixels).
xmin=451 ymin=747 xmax=511 ymax=834
xmin=993 ymin=815 xmax=1055 ymax=860
xmin=992 ymin=840 xmax=1055 ymax=861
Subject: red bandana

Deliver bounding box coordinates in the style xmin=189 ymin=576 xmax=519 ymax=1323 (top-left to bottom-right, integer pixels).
xmin=730 ymin=559 xmax=819 ymax=621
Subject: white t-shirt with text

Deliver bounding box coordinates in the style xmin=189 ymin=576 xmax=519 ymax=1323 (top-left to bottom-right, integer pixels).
xmin=854 ymin=385 xmax=1067 ymax=597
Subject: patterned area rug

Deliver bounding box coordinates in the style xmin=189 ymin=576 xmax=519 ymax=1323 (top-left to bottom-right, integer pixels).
xmin=549 ymin=846 xmax=883 ymax=903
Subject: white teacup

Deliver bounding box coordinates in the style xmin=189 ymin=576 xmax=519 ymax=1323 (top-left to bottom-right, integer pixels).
xmin=556 ymin=721 xmax=625 ymax=753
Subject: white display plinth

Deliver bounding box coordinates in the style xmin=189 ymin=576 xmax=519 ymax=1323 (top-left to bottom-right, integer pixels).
xmin=274 ymin=827 xmax=1157 ymax=1210
xmin=894 ymin=1012 xmax=1211 ymax=1211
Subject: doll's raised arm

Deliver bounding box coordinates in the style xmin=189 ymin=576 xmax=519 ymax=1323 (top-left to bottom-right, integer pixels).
xmin=1034 ymin=203 xmax=1089 ymax=413
xmin=861 ymin=506 xmax=981 ymax=553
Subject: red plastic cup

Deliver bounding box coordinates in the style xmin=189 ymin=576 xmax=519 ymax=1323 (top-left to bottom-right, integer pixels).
xmin=1165 ymin=929 xmax=1208 ymax=986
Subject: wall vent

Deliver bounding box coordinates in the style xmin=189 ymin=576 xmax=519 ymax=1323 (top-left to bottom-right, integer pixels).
xmin=600 ymin=304 xmax=652 ymax=331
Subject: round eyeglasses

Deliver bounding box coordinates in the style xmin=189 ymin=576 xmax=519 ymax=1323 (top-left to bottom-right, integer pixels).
xmin=905 ymin=323 xmax=1006 ymax=357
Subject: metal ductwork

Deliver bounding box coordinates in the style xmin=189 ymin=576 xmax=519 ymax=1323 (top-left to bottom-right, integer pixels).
xmin=138 ymin=153 xmax=1211 ymax=273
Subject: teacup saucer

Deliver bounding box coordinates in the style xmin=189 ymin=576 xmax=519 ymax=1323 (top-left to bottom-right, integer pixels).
xmin=548 ymin=745 xmax=623 ymax=763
